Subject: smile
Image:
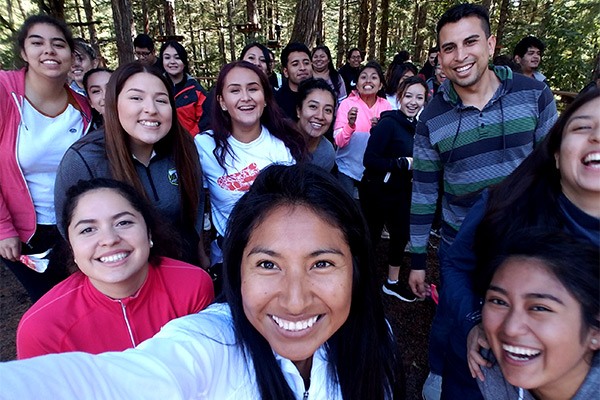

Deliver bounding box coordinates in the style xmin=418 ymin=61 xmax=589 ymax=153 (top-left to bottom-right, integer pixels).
xmin=98 ymin=252 xmax=130 ymax=263
xmin=239 ymin=105 xmax=255 ymax=111
xmin=139 ymin=120 xmax=160 ymax=127
xmin=41 ymin=60 xmax=59 ymax=65
xmin=502 ymin=344 xmax=541 ymax=361
xmin=583 ymin=152 xmax=600 ymax=167
xmin=310 ymin=122 xmax=323 ymax=129
xmin=271 ymin=315 xmax=319 ymax=331
xmin=455 ymin=63 xmax=474 ymax=73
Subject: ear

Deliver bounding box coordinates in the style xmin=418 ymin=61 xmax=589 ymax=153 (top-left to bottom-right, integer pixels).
xmin=487 ymin=35 xmax=497 ymax=59
xmin=514 ymin=55 xmax=522 ymax=64
xmin=92 ymin=59 xmax=100 ymax=68
xmin=283 ymin=67 xmax=290 ymax=79
xmin=589 ymin=328 xmax=600 ymax=351
xmin=217 ymin=95 xmax=227 ymax=112
xmin=554 ymin=151 xmax=560 ymax=169
xmin=20 ymin=49 xmax=28 ymax=64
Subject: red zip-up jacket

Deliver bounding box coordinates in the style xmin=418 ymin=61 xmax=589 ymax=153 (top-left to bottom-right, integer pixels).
xmin=174 ymin=75 xmax=207 ymax=137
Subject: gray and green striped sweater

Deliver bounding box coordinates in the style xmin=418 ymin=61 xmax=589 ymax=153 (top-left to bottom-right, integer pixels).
xmin=409 ymin=66 xmax=558 ymax=269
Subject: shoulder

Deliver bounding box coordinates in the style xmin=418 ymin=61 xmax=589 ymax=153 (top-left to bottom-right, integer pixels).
xmin=154 ymin=257 xmax=213 ymax=286
xmin=153 ymin=303 xmax=235 ymax=343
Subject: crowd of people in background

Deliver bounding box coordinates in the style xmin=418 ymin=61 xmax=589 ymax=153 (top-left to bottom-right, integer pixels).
xmin=0 ymin=2 xmax=598 ymax=399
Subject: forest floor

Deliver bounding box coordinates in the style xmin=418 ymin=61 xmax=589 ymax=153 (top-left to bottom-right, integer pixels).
xmin=0 ymin=238 xmax=440 ymax=400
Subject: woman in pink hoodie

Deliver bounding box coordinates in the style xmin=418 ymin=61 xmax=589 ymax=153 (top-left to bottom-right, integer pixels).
xmin=0 ymin=15 xmax=91 ymax=301
xmin=333 ymin=61 xmax=391 ymax=197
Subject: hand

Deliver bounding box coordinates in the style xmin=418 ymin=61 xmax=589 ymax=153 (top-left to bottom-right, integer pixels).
xmin=197 ymin=240 xmax=211 ymax=270
xmin=408 ymin=269 xmax=431 ymax=299
xmin=370 ymin=116 xmax=380 ymax=127
xmin=347 ymin=107 xmax=358 ymax=127
xmin=467 ymin=323 xmax=491 ymax=381
xmin=0 ymin=236 xmax=21 ymax=261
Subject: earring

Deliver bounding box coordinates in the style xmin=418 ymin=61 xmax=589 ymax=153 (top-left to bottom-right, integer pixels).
xmin=592 ymin=338 xmax=598 ymax=345
xmin=150 ymin=239 xmax=154 ymax=248
xmin=221 ymin=106 xmax=227 ymax=111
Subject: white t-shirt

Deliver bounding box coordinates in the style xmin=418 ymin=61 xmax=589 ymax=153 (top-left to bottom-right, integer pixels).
xmin=17 ymin=99 xmax=85 ymax=224
xmin=195 ymin=126 xmax=295 ymax=236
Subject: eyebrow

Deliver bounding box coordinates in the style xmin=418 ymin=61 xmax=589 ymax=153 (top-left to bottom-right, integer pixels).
xmin=567 ymin=115 xmax=593 ymax=125
xmin=247 ymin=246 xmax=345 ymax=257
xmin=72 ymin=211 xmax=136 ymax=228
xmin=126 ymin=87 xmax=169 ymax=97
xmin=27 ymin=34 xmax=67 ymax=44
xmin=488 ymin=285 xmax=565 ymax=305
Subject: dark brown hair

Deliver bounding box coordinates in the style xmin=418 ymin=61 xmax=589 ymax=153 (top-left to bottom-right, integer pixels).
xmin=103 ymin=62 xmax=201 ymax=224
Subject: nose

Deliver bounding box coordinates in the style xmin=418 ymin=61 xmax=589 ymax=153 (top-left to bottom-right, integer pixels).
xmin=590 ymin=125 xmax=600 ymax=142
xmin=455 ymin=45 xmax=468 ymax=62
xmin=501 ymin=308 xmax=529 ymax=337
xmin=143 ymin=98 xmax=158 ymax=114
xmin=279 ymin=269 xmax=311 ymax=314
xmin=98 ymin=227 xmax=121 ymax=247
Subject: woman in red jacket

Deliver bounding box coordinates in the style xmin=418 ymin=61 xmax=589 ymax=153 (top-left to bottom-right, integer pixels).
xmin=0 ymin=15 xmax=91 ymax=301
xmin=159 ymin=41 xmax=207 ymax=137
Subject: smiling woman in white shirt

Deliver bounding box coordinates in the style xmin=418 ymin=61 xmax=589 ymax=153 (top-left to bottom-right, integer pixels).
xmin=0 ymin=164 xmax=399 ymax=400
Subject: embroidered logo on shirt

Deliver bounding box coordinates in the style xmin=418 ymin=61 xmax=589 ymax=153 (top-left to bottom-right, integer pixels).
xmin=168 ymin=168 xmax=179 ymax=185
xmin=217 ymin=163 xmax=259 ymax=191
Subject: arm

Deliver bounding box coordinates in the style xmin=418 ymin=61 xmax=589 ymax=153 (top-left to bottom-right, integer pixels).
xmin=534 ymin=85 xmax=558 ymax=144
xmin=363 ymin=117 xmax=412 ymax=174
xmin=337 ymin=76 xmax=347 ymax=102
xmin=333 ymin=99 xmax=355 ymax=148
xmin=54 ymin=147 xmax=96 ymax=237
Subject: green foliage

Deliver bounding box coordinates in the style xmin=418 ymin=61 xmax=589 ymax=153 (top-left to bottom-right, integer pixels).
xmin=1 ymin=0 xmax=597 ymax=93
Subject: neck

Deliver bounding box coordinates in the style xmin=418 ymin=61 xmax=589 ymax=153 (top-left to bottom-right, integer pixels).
xmin=562 ymin=187 xmax=600 ymax=218
xmin=313 ymin=68 xmax=328 ymax=76
xmin=287 ymin=81 xmax=299 ymax=92
xmin=25 ymin=70 xmax=68 ymax=114
xmin=293 ymin=356 xmax=313 ymax=384
xmin=360 ymin=93 xmax=377 ymax=107
xmin=454 ymin=69 xmax=500 ymax=110
xmin=171 ymin=73 xmax=184 ymax=85
xmin=131 ymin=143 xmax=154 ymax=166
xmin=232 ymin=123 xmax=261 ymax=143
xmin=305 ymin=135 xmax=320 ymax=152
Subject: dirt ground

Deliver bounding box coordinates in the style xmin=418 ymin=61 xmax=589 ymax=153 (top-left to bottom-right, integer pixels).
xmin=0 ymin=238 xmax=440 ymax=400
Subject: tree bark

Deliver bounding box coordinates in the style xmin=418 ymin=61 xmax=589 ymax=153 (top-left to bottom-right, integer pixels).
xmin=335 ymin=0 xmax=345 ymax=67
xmin=140 ymin=0 xmax=149 ymax=33
xmin=226 ymin=0 xmax=235 ymax=63
xmin=367 ymin=0 xmax=377 ymax=60
xmin=81 ymin=0 xmax=100 ymax=57
xmin=358 ymin=0 xmax=368 ymax=52
xmin=110 ymin=0 xmax=135 ymax=64
xmin=38 ymin=0 xmax=65 ymax=19
xmin=494 ymin=0 xmax=510 ymax=58
xmin=290 ymin=0 xmax=322 ymax=46
xmin=163 ymin=0 xmax=177 ymax=35
xmin=378 ymin=0 xmax=389 ymax=65
xmin=185 ymin=0 xmax=198 ymax=74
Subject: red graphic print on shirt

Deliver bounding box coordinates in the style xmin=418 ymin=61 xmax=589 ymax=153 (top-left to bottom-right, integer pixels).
xmin=217 ymin=163 xmax=260 ymax=191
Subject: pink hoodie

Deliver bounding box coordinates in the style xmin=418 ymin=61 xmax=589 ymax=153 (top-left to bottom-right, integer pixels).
xmin=0 ymin=69 xmax=91 ymax=242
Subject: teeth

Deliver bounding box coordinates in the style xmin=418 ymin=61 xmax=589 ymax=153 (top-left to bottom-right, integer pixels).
xmin=99 ymin=252 xmax=129 ymax=263
xmin=456 ymin=64 xmax=472 ymax=72
xmin=139 ymin=121 xmax=159 ymax=127
xmin=42 ymin=60 xmax=58 ymax=64
xmin=310 ymin=123 xmax=323 ymax=129
xmin=363 ymin=85 xmax=374 ymax=90
xmin=271 ymin=315 xmax=319 ymax=332
xmin=239 ymin=106 xmax=254 ymax=111
xmin=502 ymin=344 xmax=541 ymax=357
xmin=583 ymin=153 xmax=600 ymax=165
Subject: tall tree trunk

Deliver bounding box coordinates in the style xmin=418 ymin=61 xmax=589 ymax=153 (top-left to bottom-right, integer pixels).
xmin=336 ymin=0 xmax=345 ymax=67
xmin=140 ymin=0 xmax=149 ymax=33
xmin=38 ymin=0 xmax=65 ymax=19
xmin=81 ymin=0 xmax=100 ymax=57
xmin=72 ymin=0 xmax=85 ymax=37
xmin=110 ymin=0 xmax=135 ymax=64
xmin=413 ymin=0 xmax=427 ymax=64
xmin=290 ymin=0 xmax=322 ymax=46
xmin=378 ymin=0 xmax=389 ymax=65
xmin=367 ymin=0 xmax=377 ymax=60
xmin=494 ymin=0 xmax=510 ymax=58
xmin=163 ymin=0 xmax=176 ymax=35
xmin=185 ymin=0 xmax=198 ymax=74
xmin=357 ymin=0 xmax=368 ymax=52
xmin=226 ymin=0 xmax=236 ymax=63
xmin=246 ymin=0 xmax=259 ymax=40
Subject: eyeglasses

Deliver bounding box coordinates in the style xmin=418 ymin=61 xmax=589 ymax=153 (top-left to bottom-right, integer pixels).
xmin=135 ymin=50 xmax=152 ymax=58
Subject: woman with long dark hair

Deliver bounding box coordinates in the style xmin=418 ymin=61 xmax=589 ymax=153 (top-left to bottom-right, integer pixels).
xmin=55 ymin=62 xmax=208 ymax=268
xmin=311 ymin=45 xmax=347 ymax=103
xmin=195 ymin=61 xmax=307 ymax=267
xmin=158 ymin=41 xmax=207 ymax=137
xmin=432 ymin=88 xmax=600 ymax=398
xmin=0 ymin=15 xmax=92 ymax=301
xmin=0 ymin=164 xmax=400 ymax=400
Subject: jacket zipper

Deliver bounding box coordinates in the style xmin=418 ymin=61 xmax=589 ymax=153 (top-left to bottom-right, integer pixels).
xmin=118 ymin=300 xmax=137 ymax=348
xmin=303 ymin=391 xmax=308 ymax=400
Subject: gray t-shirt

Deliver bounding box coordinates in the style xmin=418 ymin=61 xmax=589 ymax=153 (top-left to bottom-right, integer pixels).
xmin=310 ymin=138 xmax=335 ymax=172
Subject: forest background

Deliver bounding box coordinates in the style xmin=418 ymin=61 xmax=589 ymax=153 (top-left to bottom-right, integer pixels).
xmin=1 ymin=0 xmax=598 ymax=94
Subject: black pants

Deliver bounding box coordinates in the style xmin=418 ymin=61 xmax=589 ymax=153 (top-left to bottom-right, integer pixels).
xmin=359 ymin=179 xmax=411 ymax=266
xmin=2 ymin=225 xmax=68 ymax=302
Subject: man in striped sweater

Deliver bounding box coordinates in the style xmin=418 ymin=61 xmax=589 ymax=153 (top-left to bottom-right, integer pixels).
xmin=405 ymin=4 xmax=558 ymax=400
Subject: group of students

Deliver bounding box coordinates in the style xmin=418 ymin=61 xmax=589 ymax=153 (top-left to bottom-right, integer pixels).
xmin=0 ymin=3 xmax=598 ymax=400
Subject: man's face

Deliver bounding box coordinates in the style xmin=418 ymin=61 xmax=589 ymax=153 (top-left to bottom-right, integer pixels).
xmin=283 ymin=51 xmax=313 ymax=89
xmin=437 ymin=16 xmax=495 ymax=89
xmin=428 ymin=52 xmax=438 ymax=66
xmin=348 ymin=50 xmax=362 ymax=68
xmin=515 ymin=46 xmax=542 ymax=73
xmin=134 ymin=47 xmax=156 ymax=65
